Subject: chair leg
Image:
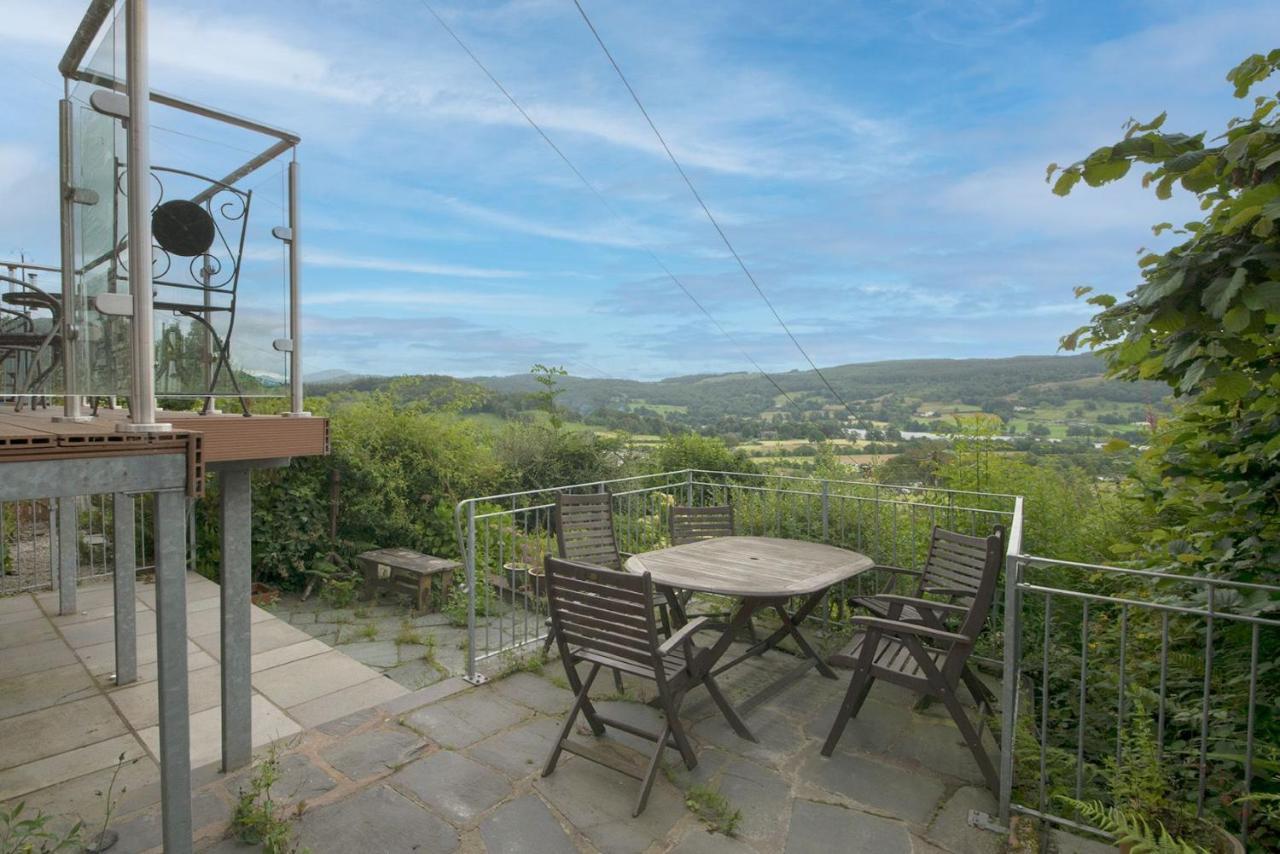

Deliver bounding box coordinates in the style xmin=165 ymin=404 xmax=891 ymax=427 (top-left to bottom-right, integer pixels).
xmin=562 ymin=657 xmax=606 ymax=736
xmin=658 ymin=602 xmax=672 ymax=637
xmin=543 ymin=662 xmax=602 ymax=777
xmin=634 ymin=722 xmax=670 ymax=817
xmin=821 ymin=667 xmax=875 ymax=757
xmin=542 ymin=623 xmax=557 ymax=656
xmin=940 ymin=687 xmax=1000 ymax=792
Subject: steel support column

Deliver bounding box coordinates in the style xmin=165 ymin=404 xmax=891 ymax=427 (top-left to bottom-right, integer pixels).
xmin=218 ymin=467 xmax=253 ymax=772
xmin=113 ymin=493 xmax=137 ymax=684
xmin=154 ymin=489 xmax=191 ymax=853
xmin=57 ymin=497 xmax=77 ymax=615
xmin=284 ymin=158 xmax=308 ymax=417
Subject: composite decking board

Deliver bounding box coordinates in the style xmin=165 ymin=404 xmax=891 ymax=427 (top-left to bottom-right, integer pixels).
xmin=0 ymin=406 xmax=327 ymax=466
xmin=626 ymin=536 xmax=874 ymax=598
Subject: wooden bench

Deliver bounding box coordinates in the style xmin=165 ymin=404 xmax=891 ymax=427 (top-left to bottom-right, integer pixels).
xmin=355 ymin=548 xmax=459 ymax=612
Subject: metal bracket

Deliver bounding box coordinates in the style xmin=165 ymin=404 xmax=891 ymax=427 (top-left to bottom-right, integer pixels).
xmin=94 ymin=293 xmax=134 ymax=316
xmin=462 ymin=673 xmax=489 ymax=686
xmin=65 ymin=186 xmax=100 ymax=206
xmin=89 ymin=89 xmax=129 ymax=121
xmin=271 ymin=338 xmax=294 ymax=352
xmin=967 ymin=810 xmax=1008 ymax=834
xmin=271 ymin=226 xmax=293 ymax=242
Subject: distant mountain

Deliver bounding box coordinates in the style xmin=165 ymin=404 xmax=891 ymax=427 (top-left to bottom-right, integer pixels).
xmin=310 ymin=354 xmax=1168 ymax=422
xmin=305 ymin=369 xmax=377 ymax=385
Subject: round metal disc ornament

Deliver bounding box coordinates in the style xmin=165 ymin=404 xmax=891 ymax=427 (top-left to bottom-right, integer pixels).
xmin=152 ymin=199 xmax=216 ymax=257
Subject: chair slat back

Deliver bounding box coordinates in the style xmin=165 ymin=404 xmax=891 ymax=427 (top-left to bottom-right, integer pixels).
xmin=941 ymin=526 xmax=1005 ymax=681
xmin=544 ymin=557 xmax=659 ymax=668
xmin=555 ymin=492 xmax=622 ymax=570
xmin=919 ymin=526 xmax=995 ymax=603
xmin=669 ymin=504 xmax=734 ymax=546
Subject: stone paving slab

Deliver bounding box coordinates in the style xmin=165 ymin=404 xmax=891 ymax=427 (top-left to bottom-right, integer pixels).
xmin=403 ymin=690 xmax=533 ymax=749
xmin=390 ymin=749 xmax=513 ymax=828
xmin=295 ymin=784 xmax=460 ymax=853
xmin=321 ymin=726 xmax=426 ymax=781
xmin=479 ymin=794 xmax=579 ymax=854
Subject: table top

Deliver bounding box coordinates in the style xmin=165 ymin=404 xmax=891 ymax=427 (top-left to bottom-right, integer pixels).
xmin=625 ymin=536 xmax=873 ymax=598
xmin=356 ymin=548 xmax=459 ymax=574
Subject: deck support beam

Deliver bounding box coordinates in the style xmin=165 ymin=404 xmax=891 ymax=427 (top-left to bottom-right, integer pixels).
xmin=154 ymin=488 xmax=192 ymax=853
xmin=56 ymin=497 xmax=77 ymax=615
xmin=218 ymin=465 xmax=253 ymax=772
xmin=113 ymin=493 xmax=137 ymax=684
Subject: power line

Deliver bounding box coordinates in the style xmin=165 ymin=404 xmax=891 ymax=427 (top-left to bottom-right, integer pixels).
xmin=570 ymin=0 xmax=857 ymax=420
xmin=416 ymin=0 xmax=805 ymax=415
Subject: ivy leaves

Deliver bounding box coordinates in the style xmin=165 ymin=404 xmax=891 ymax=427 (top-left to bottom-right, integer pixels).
xmin=1053 ymin=51 xmax=1280 ymax=582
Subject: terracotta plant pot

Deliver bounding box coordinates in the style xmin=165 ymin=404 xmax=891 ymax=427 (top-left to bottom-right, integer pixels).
xmin=250 ymin=582 xmax=279 ymax=607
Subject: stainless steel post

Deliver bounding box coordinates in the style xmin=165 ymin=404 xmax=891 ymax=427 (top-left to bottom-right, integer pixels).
xmin=821 ymin=480 xmax=830 ymax=542
xmin=219 ymin=467 xmax=253 ymax=772
xmin=57 ymin=497 xmax=77 ymax=615
xmin=284 ymin=156 xmax=308 ymax=416
xmin=113 ymin=492 xmax=137 ymax=684
xmin=55 ymin=96 xmax=90 ymax=423
xmin=118 ymin=0 xmax=168 ymax=433
xmin=154 ymin=488 xmax=191 ymax=852
xmin=463 ymin=501 xmax=484 ymax=684
xmin=997 ymin=552 xmax=1021 ymax=823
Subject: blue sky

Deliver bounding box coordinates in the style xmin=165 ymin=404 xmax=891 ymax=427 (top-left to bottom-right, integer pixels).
xmin=3 ymin=0 xmax=1278 ymax=380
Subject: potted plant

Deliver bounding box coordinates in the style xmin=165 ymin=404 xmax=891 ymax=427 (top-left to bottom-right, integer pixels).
xmin=1059 ymin=702 xmax=1243 ymax=853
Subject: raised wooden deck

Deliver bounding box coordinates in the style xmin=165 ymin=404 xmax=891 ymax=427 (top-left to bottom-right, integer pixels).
xmin=0 ymin=406 xmax=329 ymax=496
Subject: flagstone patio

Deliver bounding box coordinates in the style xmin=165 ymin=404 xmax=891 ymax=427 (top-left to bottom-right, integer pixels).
xmin=138 ymin=644 xmax=1113 ymax=854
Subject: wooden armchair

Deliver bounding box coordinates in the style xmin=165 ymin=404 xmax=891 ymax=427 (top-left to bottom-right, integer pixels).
xmin=823 ymin=526 xmax=1005 ymax=792
xmin=541 ymin=557 xmax=749 ymax=815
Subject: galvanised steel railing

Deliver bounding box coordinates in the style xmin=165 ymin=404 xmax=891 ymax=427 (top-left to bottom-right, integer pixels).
xmin=998 ymin=553 xmax=1280 ymax=847
xmin=1 ymin=493 xmax=157 ymax=594
xmin=453 ymin=469 xmax=1020 ymax=679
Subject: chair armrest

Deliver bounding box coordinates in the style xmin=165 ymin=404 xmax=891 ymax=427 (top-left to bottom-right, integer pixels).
xmin=850 ymin=616 xmax=969 ymax=645
xmin=869 ymin=594 xmax=968 ymax=614
xmin=922 ymin=586 xmax=973 ymax=597
xmin=658 ymin=616 xmax=711 ymax=655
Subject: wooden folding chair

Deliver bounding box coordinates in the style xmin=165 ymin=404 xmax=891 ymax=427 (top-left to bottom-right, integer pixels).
xmin=667 ymin=504 xmax=754 ymax=639
xmin=846 ymin=525 xmax=1004 ymax=709
xmin=545 ymin=492 xmax=676 ymax=663
xmin=541 ymin=556 xmax=750 ymax=816
xmin=822 ymin=527 xmax=1005 ymax=792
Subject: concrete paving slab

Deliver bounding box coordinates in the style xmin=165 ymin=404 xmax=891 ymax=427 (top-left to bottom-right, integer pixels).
xmin=137 ymin=695 xmax=300 ymax=768
xmin=286 ymin=675 xmax=407 ymax=729
xmin=253 ymin=649 xmax=383 ymax=708
xmin=249 ymin=638 xmax=330 ymax=673
xmin=0 ymin=733 xmax=147 ymax=802
xmin=0 ymin=694 xmax=129 ymax=771
xmin=0 ymin=661 xmax=97 ymax=719
xmin=0 ymin=635 xmax=78 ymax=680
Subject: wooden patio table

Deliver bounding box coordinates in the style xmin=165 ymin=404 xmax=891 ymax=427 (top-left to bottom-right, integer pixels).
xmin=625 ymin=536 xmax=874 ymax=726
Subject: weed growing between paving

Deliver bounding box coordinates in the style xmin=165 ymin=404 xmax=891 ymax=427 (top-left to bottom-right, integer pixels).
xmin=231 ymin=746 xmax=306 ymax=854
xmin=684 ymin=784 xmax=741 ymax=836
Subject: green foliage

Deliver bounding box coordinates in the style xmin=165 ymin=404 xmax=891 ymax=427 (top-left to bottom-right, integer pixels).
xmin=318 ymin=571 xmax=359 ymax=610
xmin=649 ymin=433 xmax=756 ymax=475
xmin=1056 ymin=49 xmax=1280 ymax=583
xmin=528 ymin=363 xmax=568 ymax=430
xmin=1056 ymin=798 xmax=1206 ymax=853
xmin=0 ymin=802 xmax=82 ymax=854
xmin=683 ymin=784 xmax=741 ymax=836
xmin=231 ymin=746 xmax=304 ymax=854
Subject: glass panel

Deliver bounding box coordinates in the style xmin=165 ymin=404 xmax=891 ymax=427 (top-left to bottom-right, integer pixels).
xmin=65 ymin=5 xmax=291 ymax=405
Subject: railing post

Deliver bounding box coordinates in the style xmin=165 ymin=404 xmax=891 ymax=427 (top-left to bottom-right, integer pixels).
xmin=821 ymin=480 xmax=830 ymax=543
xmin=463 ymin=501 xmax=485 ymax=684
xmin=998 ymin=552 xmax=1022 ymax=824
xmin=684 ymin=469 xmax=693 ymax=506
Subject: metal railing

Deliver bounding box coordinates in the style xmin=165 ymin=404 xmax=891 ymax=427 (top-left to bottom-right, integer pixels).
xmin=453 ymin=469 xmax=1020 ymax=678
xmin=998 ymin=553 xmax=1280 ymax=847
xmin=1 ymin=493 xmax=157 ymax=594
